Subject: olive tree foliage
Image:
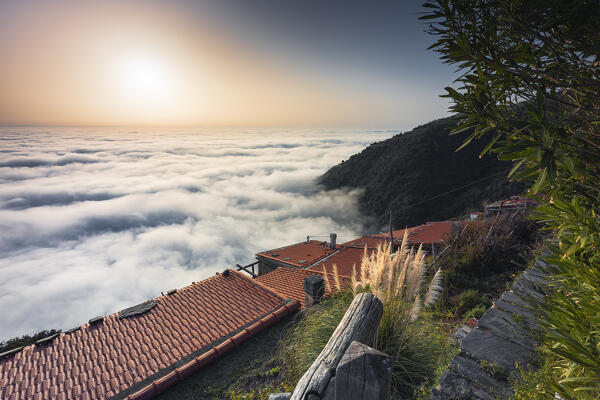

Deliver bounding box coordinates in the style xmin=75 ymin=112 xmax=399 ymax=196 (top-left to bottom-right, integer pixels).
xmin=421 ymin=1 xmax=600 ymax=398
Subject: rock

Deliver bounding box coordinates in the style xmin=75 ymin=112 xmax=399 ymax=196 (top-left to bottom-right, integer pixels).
xmin=436 ymin=370 xmax=497 ymax=400
xmin=512 ymin=278 xmax=545 ymax=303
xmin=429 ymin=388 xmax=442 ymax=400
xmin=460 ymin=329 xmax=536 ymax=376
xmin=432 ymin=264 xmax=548 ymax=400
xmin=500 ymin=291 xmax=530 ymax=308
xmin=492 ymin=299 xmax=538 ymax=329
xmin=477 ymin=307 xmax=537 ymax=350
xmin=450 ymin=325 xmax=472 ymax=346
xmin=449 ymin=355 xmax=513 ymax=398
xmin=520 ymin=269 xmax=549 ymax=288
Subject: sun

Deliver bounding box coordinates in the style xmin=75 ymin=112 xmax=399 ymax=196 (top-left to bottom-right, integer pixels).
xmin=115 ymin=54 xmax=174 ymax=101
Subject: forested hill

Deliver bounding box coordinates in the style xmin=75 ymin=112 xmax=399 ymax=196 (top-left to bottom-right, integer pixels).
xmin=318 ymin=116 xmax=526 ymax=228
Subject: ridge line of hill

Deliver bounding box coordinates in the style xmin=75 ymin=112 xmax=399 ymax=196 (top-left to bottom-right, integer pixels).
xmin=317 ymin=116 xmax=526 ymax=228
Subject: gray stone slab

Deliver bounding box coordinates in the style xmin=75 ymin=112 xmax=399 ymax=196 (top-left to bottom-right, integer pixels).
xmin=449 ymin=355 xmax=513 ymax=398
xmin=512 ymin=278 xmax=545 ymax=303
xmin=429 ymin=265 xmax=547 ymax=400
xmin=450 ymin=325 xmax=472 ymax=346
xmin=500 ymin=291 xmax=529 ymax=308
xmin=477 ymin=307 xmax=537 ymax=350
xmin=520 ymin=270 xmax=548 ymax=288
xmin=492 ymin=299 xmax=539 ymax=330
xmin=437 ymin=371 xmax=497 ymax=400
xmin=529 ymin=266 xmax=548 ymax=277
xmin=460 ymin=328 xmax=536 ymax=376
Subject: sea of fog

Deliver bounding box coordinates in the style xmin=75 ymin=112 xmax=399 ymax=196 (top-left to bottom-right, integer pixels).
xmin=0 ymin=126 xmax=395 ymax=341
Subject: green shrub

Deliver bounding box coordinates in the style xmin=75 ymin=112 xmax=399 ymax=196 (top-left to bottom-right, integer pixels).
xmin=423 ymin=1 xmax=600 ymax=396
xmin=441 ymin=214 xmax=540 ymax=305
xmin=510 ymin=352 xmax=559 ymax=400
xmin=386 ymin=314 xmax=457 ymax=399
xmin=278 ymin=290 xmax=354 ymax=386
xmin=464 ymin=305 xmax=486 ymax=320
xmin=479 ymin=360 xmax=508 ymax=381
xmin=0 ymin=329 xmax=61 ymax=353
xmin=452 ymin=289 xmax=483 ymax=315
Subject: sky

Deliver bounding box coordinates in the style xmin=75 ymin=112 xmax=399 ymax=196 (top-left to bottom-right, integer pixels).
xmin=0 ymin=0 xmax=454 ymax=127
xmin=0 ymin=126 xmax=394 ymax=340
xmin=0 ymin=1 xmax=458 ymax=340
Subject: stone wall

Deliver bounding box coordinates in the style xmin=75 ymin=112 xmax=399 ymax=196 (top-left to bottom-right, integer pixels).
xmin=430 ymin=260 xmax=549 ymax=400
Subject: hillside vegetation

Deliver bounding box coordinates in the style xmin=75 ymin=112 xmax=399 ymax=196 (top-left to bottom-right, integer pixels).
xmin=318 ymin=116 xmax=525 ymax=227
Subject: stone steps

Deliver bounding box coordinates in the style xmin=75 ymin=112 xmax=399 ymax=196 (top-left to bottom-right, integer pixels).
xmin=430 ymin=265 xmax=548 ymax=400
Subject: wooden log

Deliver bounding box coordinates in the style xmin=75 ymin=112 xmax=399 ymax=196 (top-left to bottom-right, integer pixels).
xmin=268 ymin=394 xmax=291 ymax=400
xmin=290 ymin=292 xmax=384 ymax=400
xmin=335 ymin=341 xmax=392 ymax=400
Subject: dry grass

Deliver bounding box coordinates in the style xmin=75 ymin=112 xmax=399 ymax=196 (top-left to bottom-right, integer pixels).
xmin=279 ymin=233 xmax=451 ymax=399
xmin=352 ymin=230 xmax=428 ymax=306
xmin=344 ymin=231 xmax=448 ymax=398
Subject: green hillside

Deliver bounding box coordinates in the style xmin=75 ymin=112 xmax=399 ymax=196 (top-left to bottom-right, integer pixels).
xmin=318 ymin=116 xmax=526 ymax=228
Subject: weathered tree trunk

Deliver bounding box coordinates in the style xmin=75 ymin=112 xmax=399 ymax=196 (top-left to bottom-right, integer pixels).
xmin=335 ymin=341 xmax=392 ymax=400
xmin=290 ymin=292 xmax=384 ymax=400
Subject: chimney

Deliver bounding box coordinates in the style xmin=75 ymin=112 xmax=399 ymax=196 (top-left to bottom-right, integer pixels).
xmin=329 ymin=233 xmax=337 ymax=249
xmin=303 ymin=275 xmax=325 ymax=308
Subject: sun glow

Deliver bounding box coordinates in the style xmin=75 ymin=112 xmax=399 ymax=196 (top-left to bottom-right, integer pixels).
xmin=115 ymin=55 xmax=175 ymax=102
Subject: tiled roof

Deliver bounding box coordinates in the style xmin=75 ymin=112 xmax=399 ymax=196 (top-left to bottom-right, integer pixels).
xmin=256 ymin=240 xmax=336 ymax=268
xmin=375 ymin=221 xmax=459 ymax=245
xmin=0 ymin=270 xmax=299 ymax=400
xmin=338 ymin=236 xmax=389 ymax=249
xmin=256 ymin=267 xmax=349 ymax=308
xmin=306 ymin=247 xmax=374 ymax=278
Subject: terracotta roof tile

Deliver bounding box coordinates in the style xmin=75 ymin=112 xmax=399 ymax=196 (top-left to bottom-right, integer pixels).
xmin=374 ymin=221 xmax=459 ymax=245
xmin=256 ymin=267 xmax=349 ymax=307
xmin=256 ymin=240 xmax=336 ymax=268
xmin=0 ymin=270 xmax=299 ymax=400
xmin=338 ymin=236 xmax=390 ymax=249
xmin=306 ymin=247 xmax=374 ymax=278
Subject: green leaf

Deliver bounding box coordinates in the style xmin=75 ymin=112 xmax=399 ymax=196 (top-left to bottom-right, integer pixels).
xmin=533 ymin=168 xmax=548 ymax=194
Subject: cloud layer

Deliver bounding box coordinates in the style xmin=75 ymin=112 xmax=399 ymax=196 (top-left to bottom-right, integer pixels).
xmin=0 ymin=126 xmax=393 ymax=340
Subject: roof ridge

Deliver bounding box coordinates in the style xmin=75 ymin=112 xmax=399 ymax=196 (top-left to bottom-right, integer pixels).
xmin=262 ymin=264 xmax=350 ymax=281
xmin=304 ymin=248 xmax=342 ymax=269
